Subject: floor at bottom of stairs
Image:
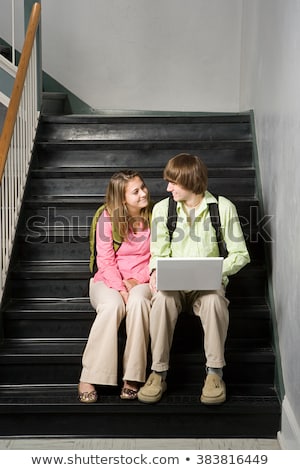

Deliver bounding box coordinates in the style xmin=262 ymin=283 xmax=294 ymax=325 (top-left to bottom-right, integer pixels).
xmin=0 ymin=438 xmax=281 ymax=450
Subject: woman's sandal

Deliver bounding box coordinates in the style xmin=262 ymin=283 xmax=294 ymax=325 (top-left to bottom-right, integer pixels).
xmin=78 ymin=389 xmax=98 ymax=404
xmin=120 ymin=387 xmax=138 ymax=400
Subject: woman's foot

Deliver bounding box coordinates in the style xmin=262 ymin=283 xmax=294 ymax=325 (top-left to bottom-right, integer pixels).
xmin=120 ymin=380 xmax=140 ymax=400
xmin=78 ymin=382 xmax=98 ymax=404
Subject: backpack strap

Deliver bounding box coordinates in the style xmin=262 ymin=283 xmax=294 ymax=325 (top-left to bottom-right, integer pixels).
xmin=167 ymin=196 xmax=178 ymax=243
xmin=167 ymin=196 xmax=228 ymax=258
xmin=89 ymin=204 xmax=105 ymax=274
xmin=89 ymin=204 xmax=123 ymax=274
xmin=208 ymin=201 xmax=228 ymax=259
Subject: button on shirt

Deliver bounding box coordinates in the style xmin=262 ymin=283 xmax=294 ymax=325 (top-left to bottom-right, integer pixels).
xmin=149 ymin=191 xmax=250 ymax=287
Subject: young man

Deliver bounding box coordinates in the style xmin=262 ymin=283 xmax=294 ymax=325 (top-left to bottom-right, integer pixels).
xmin=137 ymin=153 xmax=250 ymax=405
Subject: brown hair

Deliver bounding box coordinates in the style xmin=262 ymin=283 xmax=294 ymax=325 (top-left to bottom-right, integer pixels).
xmin=163 ymin=153 xmax=208 ymax=194
xmin=105 ymin=170 xmax=150 ymax=239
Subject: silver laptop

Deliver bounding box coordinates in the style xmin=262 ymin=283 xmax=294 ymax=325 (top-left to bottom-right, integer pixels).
xmin=156 ymin=257 xmax=223 ymax=291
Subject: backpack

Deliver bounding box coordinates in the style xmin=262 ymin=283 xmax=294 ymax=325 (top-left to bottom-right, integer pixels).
xmin=89 ymin=204 xmax=123 ymax=274
xmin=89 ymin=202 xmax=154 ymax=274
xmin=166 ymin=196 xmax=228 ymax=258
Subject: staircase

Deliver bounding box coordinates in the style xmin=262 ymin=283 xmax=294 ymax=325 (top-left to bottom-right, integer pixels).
xmin=0 ymin=110 xmax=281 ymax=438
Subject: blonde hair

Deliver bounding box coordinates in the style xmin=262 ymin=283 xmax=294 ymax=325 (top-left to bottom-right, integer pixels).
xmin=163 ymin=153 xmax=208 ymax=194
xmin=105 ymin=170 xmax=150 ymax=239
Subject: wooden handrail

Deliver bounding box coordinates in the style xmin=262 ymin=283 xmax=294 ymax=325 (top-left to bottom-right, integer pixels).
xmin=0 ymin=2 xmax=41 ymax=183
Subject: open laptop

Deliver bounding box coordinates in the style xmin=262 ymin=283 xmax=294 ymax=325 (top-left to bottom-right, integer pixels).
xmin=156 ymin=257 xmax=223 ymax=291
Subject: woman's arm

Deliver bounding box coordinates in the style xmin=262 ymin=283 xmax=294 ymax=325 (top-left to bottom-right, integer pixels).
xmin=95 ymin=210 xmax=125 ymax=291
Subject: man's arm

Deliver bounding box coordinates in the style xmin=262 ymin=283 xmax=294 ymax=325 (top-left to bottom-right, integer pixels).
xmin=219 ymin=197 xmax=250 ymax=277
xmin=149 ymin=198 xmax=172 ymax=272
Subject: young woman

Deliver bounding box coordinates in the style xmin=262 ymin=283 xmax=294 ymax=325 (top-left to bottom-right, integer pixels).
xmin=78 ymin=170 xmax=152 ymax=403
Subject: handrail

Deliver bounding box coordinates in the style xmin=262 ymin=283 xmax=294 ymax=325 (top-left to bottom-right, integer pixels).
xmin=0 ymin=2 xmax=41 ymax=183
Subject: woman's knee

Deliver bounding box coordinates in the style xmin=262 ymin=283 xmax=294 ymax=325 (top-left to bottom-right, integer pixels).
xmin=126 ymin=296 xmax=151 ymax=316
xmin=127 ymin=284 xmax=151 ymax=304
xmin=95 ymin=294 xmax=125 ymax=319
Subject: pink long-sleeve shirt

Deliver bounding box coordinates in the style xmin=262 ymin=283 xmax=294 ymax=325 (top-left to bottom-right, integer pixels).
xmin=92 ymin=209 xmax=151 ymax=291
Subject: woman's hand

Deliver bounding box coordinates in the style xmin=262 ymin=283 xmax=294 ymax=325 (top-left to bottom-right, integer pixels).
xmin=123 ymin=278 xmax=139 ymax=291
xmin=120 ymin=279 xmax=139 ymax=304
xmin=119 ymin=290 xmax=129 ymax=304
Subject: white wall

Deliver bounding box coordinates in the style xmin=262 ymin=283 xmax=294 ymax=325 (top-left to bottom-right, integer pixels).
xmin=38 ymin=0 xmax=242 ymax=112
xmin=240 ymin=0 xmax=300 ymax=450
xmin=0 ymin=0 xmax=243 ymax=111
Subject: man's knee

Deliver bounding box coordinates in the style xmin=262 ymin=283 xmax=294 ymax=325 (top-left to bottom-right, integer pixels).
xmin=151 ymin=290 xmax=181 ymax=307
xmin=194 ymin=291 xmax=229 ymax=317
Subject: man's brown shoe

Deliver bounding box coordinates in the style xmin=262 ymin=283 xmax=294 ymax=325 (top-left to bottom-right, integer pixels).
xmin=200 ymin=373 xmax=226 ymax=405
xmin=137 ymin=372 xmax=167 ymax=404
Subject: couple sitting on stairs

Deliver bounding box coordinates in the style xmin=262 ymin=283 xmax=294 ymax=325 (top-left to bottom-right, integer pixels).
xmin=78 ymin=153 xmax=250 ymax=405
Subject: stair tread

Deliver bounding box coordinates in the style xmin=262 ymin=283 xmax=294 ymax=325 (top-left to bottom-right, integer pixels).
xmin=0 ymin=391 xmax=280 ymax=410
xmin=11 ymin=260 xmax=265 ymax=275
xmin=17 ymin=225 xmax=259 ymax=236
xmin=0 ymin=380 xmax=279 ymax=395
xmin=3 ymin=298 xmax=270 ymax=316
xmin=31 ymin=167 xmax=255 ymax=176
xmin=37 ymin=135 xmax=252 ymax=144
xmin=34 ymin=140 xmax=253 ymax=170
xmin=0 ymin=339 xmax=275 ymax=357
xmin=36 ymin=119 xmax=251 ymax=142
xmin=39 ymin=113 xmax=252 ymax=123
xmin=24 ymin=194 xmax=259 ymax=203
xmin=4 ymin=298 xmax=93 ymax=312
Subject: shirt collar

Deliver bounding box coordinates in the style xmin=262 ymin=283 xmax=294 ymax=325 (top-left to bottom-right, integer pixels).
xmin=177 ymin=190 xmax=217 ymax=216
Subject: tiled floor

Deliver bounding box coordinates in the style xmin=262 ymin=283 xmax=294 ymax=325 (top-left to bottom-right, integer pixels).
xmin=0 ymin=438 xmax=281 ymax=450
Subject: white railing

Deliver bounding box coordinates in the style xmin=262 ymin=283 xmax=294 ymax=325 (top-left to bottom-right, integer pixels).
xmin=0 ymin=55 xmax=17 ymax=107
xmin=0 ymin=3 xmax=41 ymax=304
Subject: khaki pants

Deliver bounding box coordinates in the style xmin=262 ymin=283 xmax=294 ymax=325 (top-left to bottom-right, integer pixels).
xmin=80 ymin=279 xmax=152 ymax=386
xmin=149 ymin=287 xmax=229 ymax=372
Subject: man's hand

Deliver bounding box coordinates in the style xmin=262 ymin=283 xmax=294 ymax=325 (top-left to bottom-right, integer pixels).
xmin=149 ymin=269 xmax=157 ymax=293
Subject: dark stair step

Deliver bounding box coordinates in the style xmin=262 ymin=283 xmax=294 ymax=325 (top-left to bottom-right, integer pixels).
xmin=15 ymin=223 xmax=264 ymax=263
xmin=26 ymin=173 xmax=255 ymax=198
xmin=36 ymin=114 xmax=252 ymax=142
xmin=8 ymin=261 xmax=267 ymax=299
xmin=34 ymin=140 xmax=253 ymax=169
xmin=15 ymin=239 xmax=263 ymax=265
xmin=30 ymin=166 xmax=255 ymax=178
xmin=21 ymin=193 xmax=260 ymax=216
xmin=3 ymin=299 xmax=271 ymax=341
xmin=0 ymin=339 xmax=276 ymax=386
xmin=0 ymin=385 xmax=280 ymax=438
xmin=38 ymin=113 xmax=252 ymax=124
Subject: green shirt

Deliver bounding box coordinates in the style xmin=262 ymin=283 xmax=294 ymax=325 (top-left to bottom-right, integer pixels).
xmin=150 ymin=191 xmax=250 ymax=286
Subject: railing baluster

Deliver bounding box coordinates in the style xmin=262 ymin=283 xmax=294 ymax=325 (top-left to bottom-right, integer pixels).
xmin=0 ymin=3 xmax=41 ymax=302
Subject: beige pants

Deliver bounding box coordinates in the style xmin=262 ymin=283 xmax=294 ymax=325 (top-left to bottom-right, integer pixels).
xmin=80 ymin=279 xmax=152 ymax=386
xmin=149 ymin=287 xmax=229 ymax=372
